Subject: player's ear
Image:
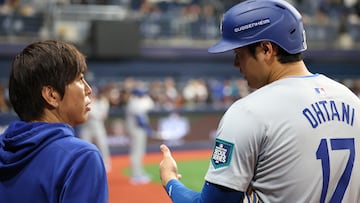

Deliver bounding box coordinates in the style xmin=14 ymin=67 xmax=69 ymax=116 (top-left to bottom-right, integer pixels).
xmin=260 ymin=41 xmax=279 ymax=61
xmin=260 ymin=41 xmax=272 ymax=54
xmin=41 ymin=86 xmax=60 ymax=108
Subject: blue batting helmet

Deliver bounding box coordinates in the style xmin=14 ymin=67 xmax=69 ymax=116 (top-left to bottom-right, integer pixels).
xmin=208 ymin=0 xmax=307 ymax=54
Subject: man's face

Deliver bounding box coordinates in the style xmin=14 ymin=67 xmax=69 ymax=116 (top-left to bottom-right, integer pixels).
xmin=57 ymin=73 xmax=92 ymax=126
xmin=233 ymin=46 xmax=270 ymax=89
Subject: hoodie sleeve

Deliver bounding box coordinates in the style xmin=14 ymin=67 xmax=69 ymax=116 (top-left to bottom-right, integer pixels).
xmin=59 ymin=150 xmax=108 ymax=203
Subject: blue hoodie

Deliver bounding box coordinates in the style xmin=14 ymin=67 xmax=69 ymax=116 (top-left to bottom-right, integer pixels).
xmin=0 ymin=121 xmax=108 ymax=203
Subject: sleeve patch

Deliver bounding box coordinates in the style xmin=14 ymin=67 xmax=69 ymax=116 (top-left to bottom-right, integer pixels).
xmin=211 ymin=138 xmax=234 ymax=169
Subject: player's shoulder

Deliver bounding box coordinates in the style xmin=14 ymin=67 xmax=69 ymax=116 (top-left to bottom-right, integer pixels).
xmin=231 ymin=83 xmax=277 ymax=107
xmin=229 ymin=74 xmax=336 ymax=108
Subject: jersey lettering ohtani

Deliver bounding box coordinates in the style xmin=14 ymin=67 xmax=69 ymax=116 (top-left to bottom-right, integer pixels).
xmin=303 ymin=100 xmax=355 ymax=128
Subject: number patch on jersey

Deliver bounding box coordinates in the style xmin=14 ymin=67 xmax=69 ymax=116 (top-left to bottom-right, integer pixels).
xmin=211 ymin=138 xmax=234 ymax=169
xmin=316 ymin=138 xmax=355 ymax=203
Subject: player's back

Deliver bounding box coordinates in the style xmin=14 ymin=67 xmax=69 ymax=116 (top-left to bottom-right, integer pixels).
xmin=206 ymin=74 xmax=360 ymax=203
xmin=250 ymin=74 xmax=360 ymax=202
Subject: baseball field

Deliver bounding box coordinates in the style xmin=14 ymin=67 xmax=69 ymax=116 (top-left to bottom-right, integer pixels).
xmin=108 ymin=148 xmax=212 ymax=203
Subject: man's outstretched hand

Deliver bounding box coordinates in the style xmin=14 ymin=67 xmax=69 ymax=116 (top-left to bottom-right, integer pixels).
xmin=159 ymin=144 xmax=182 ymax=187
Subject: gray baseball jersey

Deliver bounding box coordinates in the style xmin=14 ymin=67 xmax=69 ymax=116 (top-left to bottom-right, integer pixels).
xmin=205 ymin=74 xmax=360 ymax=202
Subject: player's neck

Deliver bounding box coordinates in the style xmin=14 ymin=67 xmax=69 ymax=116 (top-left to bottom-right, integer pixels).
xmin=269 ymin=61 xmax=311 ymax=82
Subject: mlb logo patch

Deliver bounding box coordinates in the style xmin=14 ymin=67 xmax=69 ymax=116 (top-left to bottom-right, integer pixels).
xmin=211 ymin=138 xmax=234 ymax=169
xmin=315 ymin=87 xmax=326 ymax=94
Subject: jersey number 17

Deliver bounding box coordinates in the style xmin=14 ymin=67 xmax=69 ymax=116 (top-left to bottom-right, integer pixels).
xmin=316 ymin=138 xmax=355 ymax=203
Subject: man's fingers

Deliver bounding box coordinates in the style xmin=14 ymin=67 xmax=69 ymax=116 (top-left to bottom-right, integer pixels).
xmin=159 ymin=144 xmax=180 ymax=186
xmin=160 ymin=144 xmax=172 ymax=158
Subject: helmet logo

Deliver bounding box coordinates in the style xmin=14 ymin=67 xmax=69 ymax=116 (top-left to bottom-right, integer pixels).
xmin=234 ymin=18 xmax=271 ymax=33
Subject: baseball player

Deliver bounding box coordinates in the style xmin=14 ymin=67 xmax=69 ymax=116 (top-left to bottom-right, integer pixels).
xmin=159 ymin=0 xmax=360 ymax=202
xmin=125 ymin=88 xmax=155 ymax=184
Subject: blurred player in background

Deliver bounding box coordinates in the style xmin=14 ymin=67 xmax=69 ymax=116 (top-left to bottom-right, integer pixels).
xmin=79 ymin=85 xmax=112 ymax=173
xmin=159 ymin=0 xmax=360 ymax=202
xmin=125 ymin=88 xmax=155 ymax=184
xmin=0 ymin=40 xmax=108 ymax=202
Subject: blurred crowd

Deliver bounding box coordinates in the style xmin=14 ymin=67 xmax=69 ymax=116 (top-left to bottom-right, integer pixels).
xmin=0 ymin=76 xmax=251 ymax=117
xmin=88 ymin=76 xmax=251 ymax=113
xmin=2 ymin=0 xmax=359 ymax=21
xmin=0 ymin=0 xmax=359 ymax=48
xmin=3 ymin=76 xmax=360 ymax=117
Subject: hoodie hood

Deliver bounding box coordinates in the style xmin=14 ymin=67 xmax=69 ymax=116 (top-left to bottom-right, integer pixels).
xmin=0 ymin=121 xmax=74 ymax=180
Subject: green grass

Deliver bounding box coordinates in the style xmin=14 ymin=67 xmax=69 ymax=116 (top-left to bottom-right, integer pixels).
xmin=122 ymin=158 xmax=210 ymax=191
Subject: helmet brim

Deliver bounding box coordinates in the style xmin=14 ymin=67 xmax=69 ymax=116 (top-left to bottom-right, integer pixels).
xmin=208 ymin=38 xmax=245 ymax=53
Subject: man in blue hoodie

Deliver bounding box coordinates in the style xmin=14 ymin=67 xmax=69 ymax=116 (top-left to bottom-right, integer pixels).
xmin=0 ymin=40 xmax=108 ymax=202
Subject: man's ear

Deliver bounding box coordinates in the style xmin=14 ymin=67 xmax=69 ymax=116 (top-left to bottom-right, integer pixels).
xmin=41 ymin=86 xmax=59 ymax=108
xmin=260 ymin=41 xmax=273 ymax=54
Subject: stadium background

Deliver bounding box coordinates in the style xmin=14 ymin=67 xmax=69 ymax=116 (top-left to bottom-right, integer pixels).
xmin=0 ymin=0 xmax=360 ymax=202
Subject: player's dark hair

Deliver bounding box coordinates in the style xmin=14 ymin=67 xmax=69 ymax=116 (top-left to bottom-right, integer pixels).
xmin=247 ymin=42 xmax=303 ymax=63
xmin=9 ymin=40 xmax=87 ymax=122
